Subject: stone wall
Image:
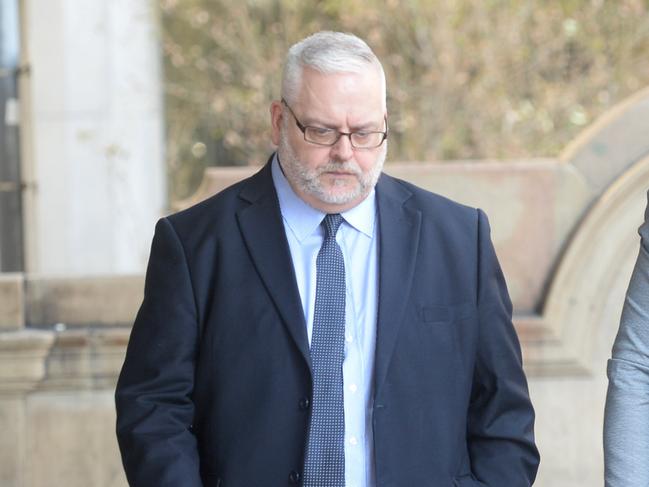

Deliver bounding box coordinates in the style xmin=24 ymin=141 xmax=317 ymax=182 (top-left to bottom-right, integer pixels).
xmin=0 ymin=274 xmax=140 ymax=487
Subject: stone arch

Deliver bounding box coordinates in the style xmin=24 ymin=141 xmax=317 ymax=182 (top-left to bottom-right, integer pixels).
xmin=522 ymin=155 xmax=649 ymax=375
xmin=527 ymin=154 xmax=649 ymax=486
xmin=516 ymin=86 xmax=649 ymax=376
xmin=560 ymin=85 xmax=649 ymax=193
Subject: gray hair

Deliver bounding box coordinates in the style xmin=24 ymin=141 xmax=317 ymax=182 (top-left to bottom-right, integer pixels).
xmin=281 ymin=31 xmax=386 ymax=106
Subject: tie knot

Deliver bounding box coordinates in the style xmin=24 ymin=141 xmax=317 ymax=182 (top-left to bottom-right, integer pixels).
xmin=322 ymin=214 xmax=343 ymax=239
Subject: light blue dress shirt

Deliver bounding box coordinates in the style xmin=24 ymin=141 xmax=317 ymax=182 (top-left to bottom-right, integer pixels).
xmin=271 ymin=156 xmax=378 ymax=487
xmin=605 ymin=192 xmax=649 ymax=486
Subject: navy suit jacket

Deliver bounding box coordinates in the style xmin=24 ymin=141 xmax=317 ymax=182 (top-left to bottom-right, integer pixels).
xmin=116 ymin=159 xmax=539 ymax=486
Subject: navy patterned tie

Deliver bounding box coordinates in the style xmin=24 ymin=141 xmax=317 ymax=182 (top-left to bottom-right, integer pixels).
xmin=303 ymin=213 xmax=346 ymax=487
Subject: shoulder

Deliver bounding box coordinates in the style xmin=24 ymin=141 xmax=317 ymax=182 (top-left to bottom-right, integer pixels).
xmin=165 ymin=163 xmax=274 ymax=240
xmin=378 ymin=172 xmax=482 ymax=227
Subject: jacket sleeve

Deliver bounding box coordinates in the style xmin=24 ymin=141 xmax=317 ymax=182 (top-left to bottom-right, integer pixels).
xmin=604 ymin=195 xmax=649 ymax=487
xmin=467 ymin=209 xmax=540 ymax=486
xmin=115 ymin=217 xmax=203 ymax=486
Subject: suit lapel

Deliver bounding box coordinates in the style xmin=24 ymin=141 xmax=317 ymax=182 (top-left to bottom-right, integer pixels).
xmin=374 ymin=175 xmax=421 ymax=398
xmin=234 ymin=164 xmax=422 ymax=384
xmin=236 ymin=161 xmax=312 ymax=371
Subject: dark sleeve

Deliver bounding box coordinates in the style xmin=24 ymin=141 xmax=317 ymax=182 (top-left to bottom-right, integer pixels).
xmin=467 ymin=209 xmax=540 ymax=486
xmin=115 ymin=217 xmax=202 ymax=486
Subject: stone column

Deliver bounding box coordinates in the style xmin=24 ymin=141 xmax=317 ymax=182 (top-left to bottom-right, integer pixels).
xmin=20 ymin=0 xmax=166 ymax=275
xmin=0 ymin=328 xmax=55 ymax=487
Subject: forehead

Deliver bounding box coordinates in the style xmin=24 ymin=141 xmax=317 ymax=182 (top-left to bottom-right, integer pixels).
xmin=294 ymin=67 xmax=385 ymax=123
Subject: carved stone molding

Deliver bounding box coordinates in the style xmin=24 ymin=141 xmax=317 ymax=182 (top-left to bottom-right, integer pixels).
xmin=521 ymin=156 xmax=649 ymax=375
xmin=0 ymin=273 xmax=24 ymax=330
xmin=42 ymin=327 xmax=130 ymax=390
xmin=561 ymin=85 xmax=649 ymax=194
xmin=25 ymin=275 xmax=143 ymax=327
xmin=0 ymin=275 xmax=138 ymax=393
xmin=0 ymin=330 xmax=54 ymax=394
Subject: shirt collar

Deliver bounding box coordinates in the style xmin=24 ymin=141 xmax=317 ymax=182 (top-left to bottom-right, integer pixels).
xmin=271 ymin=154 xmax=376 ymax=242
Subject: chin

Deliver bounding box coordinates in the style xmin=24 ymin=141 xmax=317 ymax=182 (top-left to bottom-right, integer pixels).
xmin=317 ymin=187 xmax=364 ymax=206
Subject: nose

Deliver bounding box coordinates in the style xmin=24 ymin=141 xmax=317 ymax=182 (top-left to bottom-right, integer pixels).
xmin=330 ymin=133 xmax=354 ymax=162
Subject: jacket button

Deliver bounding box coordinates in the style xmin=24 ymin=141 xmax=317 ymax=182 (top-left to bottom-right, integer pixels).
xmin=288 ymin=470 xmax=301 ymax=484
xmin=299 ymin=397 xmax=310 ymax=410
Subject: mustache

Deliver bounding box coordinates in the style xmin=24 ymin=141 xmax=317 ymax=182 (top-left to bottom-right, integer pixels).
xmin=315 ymin=161 xmax=362 ymax=176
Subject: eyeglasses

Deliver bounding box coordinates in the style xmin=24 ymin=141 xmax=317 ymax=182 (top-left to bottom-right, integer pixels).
xmin=281 ymin=98 xmax=388 ymax=150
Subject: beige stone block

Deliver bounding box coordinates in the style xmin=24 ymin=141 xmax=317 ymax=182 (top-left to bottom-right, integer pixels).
xmin=529 ymin=376 xmax=607 ymax=487
xmin=43 ymin=327 xmax=130 ymax=390
xmin=0 ymin=273 xmax=25 ymax=330
xmin=0 ymin=330 xmax=54 ymax=394
xmin=25 ymin=275 xmax=143 ymax=327
xmin=25 ymin=391 xmax=127 ymax=487
xmin=0 ymin=397 xmax=25 ymax=487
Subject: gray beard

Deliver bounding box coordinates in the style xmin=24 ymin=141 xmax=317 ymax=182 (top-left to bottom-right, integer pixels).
xmin=277 ymin=132 xmax=386 ymax=206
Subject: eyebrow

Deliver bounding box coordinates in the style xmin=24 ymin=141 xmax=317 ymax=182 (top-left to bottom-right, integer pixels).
xmin=300 ymin=116 xmax=383 ymax=131
xmin=351 ymin=122 xmax=383 ymax=131
xmin=300 ymin=117 xmax=339 ymax=129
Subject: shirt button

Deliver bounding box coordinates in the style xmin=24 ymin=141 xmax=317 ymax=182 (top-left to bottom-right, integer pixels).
xmin=299 ymin=397 xmax=310 ymax=411
xmin=349 ymin=383 xmax=358 ymax=393
xmin=288 ymin=470 xmax=301 ymax=484
xmin=346 ymin=333 xmax=354 ymax=343
xmin=349 ymin=436 xmax=358 ymax=446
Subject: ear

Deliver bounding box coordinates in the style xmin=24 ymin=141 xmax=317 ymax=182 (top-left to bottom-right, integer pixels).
xmin=270 ymin=100 xmax=283 ymax=146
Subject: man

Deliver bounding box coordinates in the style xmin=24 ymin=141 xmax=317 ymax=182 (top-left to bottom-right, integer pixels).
xmin=116 ymin=31 xmax=539 ymax=486
xmin=604 ymin=191 xmax=649 ymax=487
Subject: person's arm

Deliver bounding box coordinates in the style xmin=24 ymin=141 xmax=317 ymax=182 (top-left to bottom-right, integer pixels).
xmin=604 ymin=197 xmax=649 ymax=487
xmin=467 ymin=209 xmax=540 ymax=486
xmin=115 ymin=218 xmax=203 ymax=486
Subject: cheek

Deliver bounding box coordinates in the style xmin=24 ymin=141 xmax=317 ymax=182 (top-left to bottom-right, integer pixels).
xmin=295 ymin=145 xmax=330 ymax=171
xmin=356 ymin=154 xmax=380 ymax=173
